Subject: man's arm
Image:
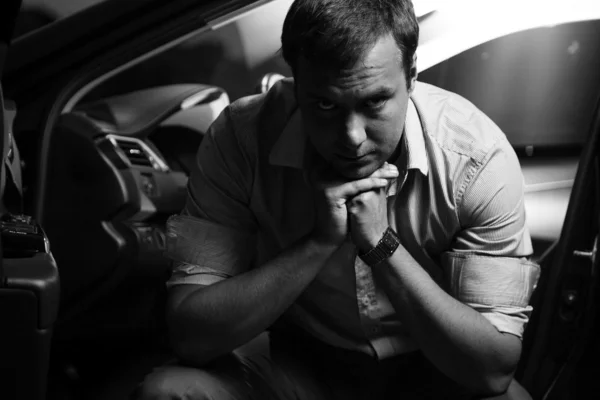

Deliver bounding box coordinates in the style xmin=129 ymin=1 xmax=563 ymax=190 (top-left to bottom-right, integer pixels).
xmin=371 ymin=247 xmax=521 ymax=396
xmin=348 ymin=143 xmax=536 ymax=396
xmin=167 ymin=236 xmax=336 ymax=367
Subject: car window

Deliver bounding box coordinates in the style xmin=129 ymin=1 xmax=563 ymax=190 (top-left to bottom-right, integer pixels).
xmin=83 ymin=0 xmax=295 ymax=104
xmin=13 ymin=0 xmax=108 ymax=39
xmin=419 ymin=19 xmax=600 ymax=149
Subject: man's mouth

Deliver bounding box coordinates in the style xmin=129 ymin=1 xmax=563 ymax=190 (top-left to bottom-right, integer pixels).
xmin=336 ymin=152 xmax=372 ymax=162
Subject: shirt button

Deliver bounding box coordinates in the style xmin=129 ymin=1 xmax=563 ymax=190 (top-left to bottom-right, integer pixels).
xmin=370 ymin=326 xmax=380 ymax=334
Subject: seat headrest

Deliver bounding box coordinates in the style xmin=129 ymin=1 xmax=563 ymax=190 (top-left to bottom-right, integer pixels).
xmin=74 ymin=84 xmax=227 ymax=138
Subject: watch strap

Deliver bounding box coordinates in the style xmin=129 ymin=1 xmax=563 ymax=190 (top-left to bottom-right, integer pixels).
xmin=358 ymin=227 xmax=400 ymax=267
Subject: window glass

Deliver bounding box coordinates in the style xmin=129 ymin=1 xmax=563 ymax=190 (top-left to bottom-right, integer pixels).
xmin=419 ymin=20 xmax=600 ymax=148
xmin=84 ymin=0 xmax=294 ymax=103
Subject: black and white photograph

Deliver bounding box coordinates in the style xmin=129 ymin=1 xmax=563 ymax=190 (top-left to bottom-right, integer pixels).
xmin=1 ymin=1 xmax=600 ymax=399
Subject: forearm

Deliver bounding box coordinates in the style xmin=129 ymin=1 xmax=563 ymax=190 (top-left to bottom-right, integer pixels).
xmin=373 ymin=245 xmax=521 ymax=395
xmin=168 ymin=236 xmax=336 ymax=366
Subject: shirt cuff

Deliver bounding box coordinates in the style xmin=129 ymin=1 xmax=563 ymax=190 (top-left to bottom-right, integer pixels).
xmin=442 ymin=252 xmax=541 ymax=338
xmin=477 ymin=305 xmax=533 ymax=338
xmin=166 ymin=262 xmax=229 ymax=288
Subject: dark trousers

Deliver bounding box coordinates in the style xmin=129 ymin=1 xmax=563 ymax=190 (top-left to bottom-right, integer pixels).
xmin=133 ymin=328 xmax=526 ymax=400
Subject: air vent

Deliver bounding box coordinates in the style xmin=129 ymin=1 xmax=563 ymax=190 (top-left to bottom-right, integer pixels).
xmin=116 ymin=139 xmax=153 ymax=167
xmin=107 ymin=135 xmax=169 ymax=172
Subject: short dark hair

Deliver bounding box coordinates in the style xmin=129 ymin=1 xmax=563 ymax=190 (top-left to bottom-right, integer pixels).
xmin=281 ymin=0 xmax=419 ymax=85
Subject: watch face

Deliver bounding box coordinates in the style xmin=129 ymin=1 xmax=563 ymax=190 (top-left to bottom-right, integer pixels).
xmin=381 ymin=228 xmax=400 ymax=252
xmin=382 ymin=235 xmax=396 ymax=249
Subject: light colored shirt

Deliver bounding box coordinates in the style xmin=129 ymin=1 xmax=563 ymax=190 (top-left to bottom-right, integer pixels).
xmin=165 ymin=79 xmax=541 ymax=359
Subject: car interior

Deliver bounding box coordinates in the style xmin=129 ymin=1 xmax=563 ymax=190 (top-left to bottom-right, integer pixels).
xmin=1 ymin=2 xmax=59 ymax=398
xmin=44 ymin=83 xmax=232 ymax=397
xmin=2 ymin=1 xmax=600 ymax=399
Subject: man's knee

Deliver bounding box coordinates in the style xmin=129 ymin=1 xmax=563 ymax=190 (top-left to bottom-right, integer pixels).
xmin=132 ymin=366 xmax=222 ymax=400
xmin=478 ymin=379 xmax=532 ymax=400
xmin=132 ymin=367 xmax=184 ymax=400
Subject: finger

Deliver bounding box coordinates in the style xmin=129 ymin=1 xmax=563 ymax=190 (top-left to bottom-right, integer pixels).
xmin=349 ymin=190 xmax=374 ymax=204
xmin=348 ymin=191 xmax=388 ymax=220
xmin=369 ymin=162 xmax=399 ymax=179
xmin=339 ymin=177 xmax=390 ymax=198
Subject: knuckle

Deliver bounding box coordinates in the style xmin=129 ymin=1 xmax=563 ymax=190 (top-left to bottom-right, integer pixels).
xmin=351 ymin=193 xmax=367 ymax=207
xmin=356 ymin=192 xmax=369 ymax=202
xmin=370 ymin=169 xmax=382 ymax=178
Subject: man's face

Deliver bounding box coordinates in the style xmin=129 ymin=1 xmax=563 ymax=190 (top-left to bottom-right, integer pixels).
xmin=296 ymin=34 xmax=415 ymax=180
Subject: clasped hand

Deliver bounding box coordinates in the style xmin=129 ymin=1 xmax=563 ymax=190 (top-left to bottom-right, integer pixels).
xmin=311 ymin=161 xmax=399 ymax=252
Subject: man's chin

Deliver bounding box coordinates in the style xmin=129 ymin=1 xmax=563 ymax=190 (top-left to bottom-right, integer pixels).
xmin=334 ymin=161 xmax=381 ymax=180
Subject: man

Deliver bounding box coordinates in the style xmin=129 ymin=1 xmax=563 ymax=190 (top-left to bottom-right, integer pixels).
xmin=136 ymin=0 xmax=540 ymax=398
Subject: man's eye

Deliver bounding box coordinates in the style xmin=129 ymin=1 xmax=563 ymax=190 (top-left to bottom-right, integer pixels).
xmin=365 ymin=98 xmax=388 ymax=110
xmin=317 ymin=100 xmax=336 ymax=111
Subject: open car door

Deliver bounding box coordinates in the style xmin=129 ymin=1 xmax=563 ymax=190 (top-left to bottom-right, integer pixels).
xmin=517 ymin=92 xmax=600 ymax=398
xmin=1 ymin=1 xmax=60 ymax=399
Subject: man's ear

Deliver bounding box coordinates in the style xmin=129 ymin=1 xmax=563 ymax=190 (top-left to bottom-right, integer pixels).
xmin=408 ymin=53 xmax=418 ymax=93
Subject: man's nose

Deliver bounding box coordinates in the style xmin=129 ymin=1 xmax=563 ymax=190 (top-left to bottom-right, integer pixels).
xmin=340 ymin=113 xmax=366 ymax=149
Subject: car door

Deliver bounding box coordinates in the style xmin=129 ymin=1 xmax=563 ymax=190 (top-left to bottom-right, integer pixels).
xmin=1 ymin=2 xmax=268 ymax=398
xmin=517 ymin=96 xmax=600 ymax=399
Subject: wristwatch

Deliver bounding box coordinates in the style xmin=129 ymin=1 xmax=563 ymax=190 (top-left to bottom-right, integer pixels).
xmin=358 ymin=227 xmax=401 ymax=267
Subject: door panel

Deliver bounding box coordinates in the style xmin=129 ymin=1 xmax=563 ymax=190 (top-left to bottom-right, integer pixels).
xmin=519 ymin=96 xmax=600 ymax=399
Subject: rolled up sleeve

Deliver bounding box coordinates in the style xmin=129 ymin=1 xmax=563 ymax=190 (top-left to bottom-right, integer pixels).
xmin=443 ymin=253 xmax=540 ymax=338
xmin=444 ymin=140 xmax=541 ymax=338
xmin=165 ymin=106 xmax=257 ymax=288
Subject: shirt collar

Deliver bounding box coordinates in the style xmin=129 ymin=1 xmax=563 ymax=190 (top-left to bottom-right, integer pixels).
xmin=268 ymin=98 xmax=429 ymax=177
xmin=400 ymin=98 xmax=429 ymax=176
